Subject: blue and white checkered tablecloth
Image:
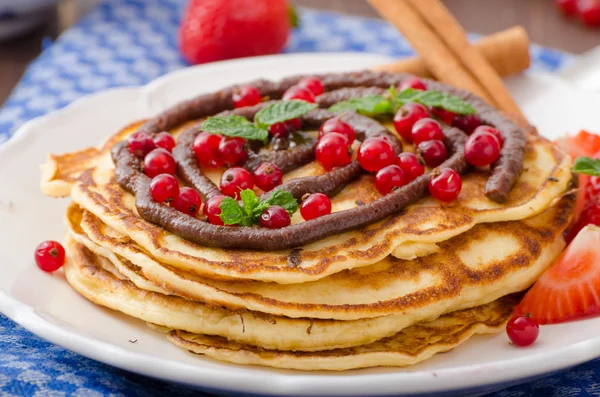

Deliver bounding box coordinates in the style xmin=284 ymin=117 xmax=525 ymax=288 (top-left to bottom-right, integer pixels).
xmin=0 ymin=1 xmax=594 ymax=396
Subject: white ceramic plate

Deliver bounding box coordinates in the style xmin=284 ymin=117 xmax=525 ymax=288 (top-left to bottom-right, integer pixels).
xmin=1 ymin=53 xmax=600 ymax=397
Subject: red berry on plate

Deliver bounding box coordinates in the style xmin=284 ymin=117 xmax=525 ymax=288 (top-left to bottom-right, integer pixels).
xmin=300 ymin=193 xmax=332 ymax=220
xmin=179 ymin=0 xmax=290 ymax=64
xmin=430 ymin=107 xmax=456 ymax=125
xmin=506 ymin=314 xmax=539 ymax=347
xmin=220 ymin=167 xmax=254 ymax=198
xmin=218 ymin=137 xmax=248 ymax=166
xmin=315 ymin=132 xmax=352 ymax=171
xmin=556 ymin=0 xmax=579 ymax=16
xmin=578 ymin=0 xmax=600 ymax=26
xmin=429 ymin=168 xmax=462 ymax=202
xmin=283 ymin=86 xmax=316 ymax=103
xmin=193 ymin=132 xmax=223 ymax=167
xmin=399 ymin=77 xmax=427 ymax=91
xmin=375 ymin=165 xmax=408 ymax=195
xmin=393 ymin=103 xmax=429 ymax=141
xmin=172 ymin=187 xmax=202 ymax=216
xmin=411 ymin=118 xmax=444 ymax=145
xmin=150 ymin=174 xmax=180 ymax=203
xmin=395 ymin=152 xmax=425 ymax=181
xmin=203 ymin=194 xmax=227 ymax=225
xmin=128 ymin=132 xmax=156 ymax=158
xmin=154 ymin=132 xmax=176 ymax=152
xmin=452 ymin=114 xmax=482 ymax=135
xmin=319 ymin=117 xmax=356 ymax=143
xmin=259 ymin=205 xmax=291 ymax=228
xmin=357 ymin=137 xmax=396 ymax=172
xmin=144 ymin=148 xmax=177 ymax=178
xmin=417 ymin=140 xmax=448 ymax=167
xmin=254 ymin=162 xmax=283 ymax=192
xmin=586 ymin=176 xmax=600 ymax=201
xmin=473 ymin=125 xmax=503 ymax=146
xmin=269 ymin=118 xmax=302 ymax=138
xmin=35 ymin=240 xmax=65 ymax=272
xmin=566 ymin=200 xmax=600 ymax=242
xmin=298 ymin=77 xmax=324 ymax=96
xmin=233 ymin=85 xmax=262 ymax=108
xmin=464 ymin=131 xmax=501 ymax=167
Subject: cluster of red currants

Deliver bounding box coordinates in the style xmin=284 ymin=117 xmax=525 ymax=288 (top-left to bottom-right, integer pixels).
xmin=556 ymin=0 xmax=600 ymax=27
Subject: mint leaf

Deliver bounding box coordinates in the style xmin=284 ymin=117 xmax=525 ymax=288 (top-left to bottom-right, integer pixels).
xmin=328 ymin=95 xmax=393 ymax=116
xmin=395 ymin=88 xmax=476 ymax=115
xmin=201 ymin=115 xmax=268 ymax=141
xmin=218 ymin=189 xmax=299 ymax=226
xmin=218 ymin=197 xmax=252 ymax=226
xmin=254 ymin=100 xmax=317 ymax=128
xmin=240 ymin=189 xmax=260 ymax=218
xmin=255 ymin=189 xmax=300 ymax=216
xmin=573 ymin=157 xmax=600 ymax=176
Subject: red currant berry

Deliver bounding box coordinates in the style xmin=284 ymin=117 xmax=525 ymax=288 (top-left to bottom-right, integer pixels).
xmin=203 ymin=194 xmax=227 ymax=225
xmin=375 ymin=165 xmax=408 ymax=195
xmin=417 ymin=140 xmax=448 ymax=167
xmin=411 ymin=118 xmax=444 ymax=145
xmin=283 ymin=86 xmax=315 ymax=103
xmin=259 ymin=205 xmax=291 ymax=229
xmin=298 ymin=77 xmax=324 ymax=96
xmin=315 ymin=132 xmax=352 ymax=171
xmin=452 ymin=114 xmax=482 ymax=135
xmin=193 ymin=132 xmax=223 ymax=167
xmin=128 ymin=132 xmax=156 ymax=158
xmin=218 ymin=137 xmax=248 ymax=166
xmin=300 ymin=193 xmax=332 ymax=220
xmin=506 ymin=314 xmax=539 ymax=347
xmin=269 ymin=118 xmax=302 ymax=138
xmin=35 ymin=240 xmax=65 ymax=272
xmin=473 ymin=125 xmax=503 ymax=146
xmin=464 ymin=131 xmax=501 ymax=167
xmin=556 ymin=0 xmax=578 ymax=16
xmin=254 ymin=162 xmax=283 ymax=192
xmin=153 ymin=132 xmax=176 ymax=152
xmin=395 ymin=152 xmax=425 ymax=181
xmin=399 ymin=77 xmax=427 ymax=91
xmin=393 ymin=103 xmax=429 ymax=141
xmin=429 ymin=168 xmax=462 ymax=202
xmin=430 ymin=107 xmax=456 ymax=125
xmin=220 ymin=167 xmax=254 ymax=198
xmin=144 ymin=148 xmax=176 ymax=178
xmin=357 ymin=137 xmax=396 ymax=172
xmin=318 ymin=117 xmax=356 ymax=143
xmin=172 ymin=187 xmax=202 ymax=216
xmin=233 ymin=85 xmax=261 ymax=108
xmin=150 ymin=174 xmax=180 ymax=203
xmin=578 ymin=0 xmax=600 ymax=26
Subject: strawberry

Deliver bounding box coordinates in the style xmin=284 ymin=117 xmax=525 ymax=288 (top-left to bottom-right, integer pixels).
xmin=515 ymin=225 xmax=600 ymax=324
xmin=179 ymin=0 xmax=292 ymax=65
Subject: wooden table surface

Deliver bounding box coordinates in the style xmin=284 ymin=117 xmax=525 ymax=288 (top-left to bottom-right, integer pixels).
xmin=0 ymin=0 xmax=599 ymax=108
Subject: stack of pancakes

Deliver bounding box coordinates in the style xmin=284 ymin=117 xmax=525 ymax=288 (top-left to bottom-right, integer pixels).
xmin=41 ymin=96 xmax=573 ymax=371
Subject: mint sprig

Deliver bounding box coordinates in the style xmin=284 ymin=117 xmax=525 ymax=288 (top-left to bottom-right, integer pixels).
xmin=573 ymin=157 xmax=600 ymax=176
xmin=255 ymin=100 xmax=317 ymax=128
xmin=328 ymin=95 xmax=392 ymax=116
xmin=218 ymin=189 xmax=299 ymax=226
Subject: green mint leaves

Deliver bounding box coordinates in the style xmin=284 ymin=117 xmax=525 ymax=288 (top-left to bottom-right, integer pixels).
xmin=218 ymin=189 xmax=299 ymax=226
xmin=395 ymin=88 xmax=476 ymax=115
xmin=328 ymin=95 xmax=393 ymax=116
xmin=254 ymin=100 xmax=317 ymax=128
xmin=573 ymin=157 xmax=600 ymax=176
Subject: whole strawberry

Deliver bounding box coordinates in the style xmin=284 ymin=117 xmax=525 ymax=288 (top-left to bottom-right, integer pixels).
xmin=179 ymin=0 xmax=293 ymax=65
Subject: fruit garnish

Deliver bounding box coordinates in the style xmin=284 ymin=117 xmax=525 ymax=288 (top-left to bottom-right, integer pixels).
xmin=220 ymin=167 xmax=255 ymax=199
xmin=233 ymin=85 xmax=262 ymax=108
xmin=153 ymin=132 xmax=176 ymax=152
xmin=218 ymin=189 xmax=298 ymax=227
xmin=300 ymin=193 xmax=332 ymax=220
xmin=254 ymin=162 xmax=283 ymax=192
xmin=357 ymin=137 xmax=396 ymax=172
xmin=172 ymin=187 xmax=202 ymax=217
xmin=417 ymin=140 xmax=447 ymax=167
xmin=282 ymin=86 xmax=316 ymax=103
xmin=259 ymin=205 xmax=291 ymax=229
xmin=428 ymin=168 xmax=462 ymax=202
xmin=375 ymin=165 xmax=408 ymax=195
xmin=393 ymin=102 xmax=429 ymax=141
xmin=143 ymin=148 xmax=177 ymax=178
xmin=399 ymin=77 xmax=427 ymax=91
xmin=395 ymin=152 xmax=425 ymax=181
xmin=218 ymin=137 xmax=249 ymax=166
xmin=464 ymin=130 xmax=501 ymax=167
xmin=411 ymin=118 xmax=444 ymax=145
xmin=515 ymin=225 xmax=600 ymax=324
xmin=150 ymin=174 xmax=180 ymax=204
xmin=452 ymin=114 xmax=482 ymax=135
xmin=506 ymin=313 xmax=539 ymax=347
xmin=315 ymin=132 xmax=352 ymax=171
xmin=319 ymin=117 xmax=356 ymax=143
xmin=35 ymin=241 xmax=66 ymax=272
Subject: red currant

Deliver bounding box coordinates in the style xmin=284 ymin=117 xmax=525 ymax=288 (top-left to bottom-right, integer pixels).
xmin=556 ymin=0 xmax=578 ymax=16
xmin=429 ymin=168 xmax=462 ymax=202
xmin=452 ymin=114 xmax=482 ymax=135
xmin=393 ymin=103 xmax=429 ymax=141
xmin=233 ymin=85 xmax=261 ymax=108
xmin=375 ymin=165 xmax=408 ymax=195
xmin=172 ymin=187 xmax=202 ymax=216
xmin=411 ymin=118 xmax=444 ymax=145
xmin=399 ymin=77 xmax=427 ymax=91
xmin=283 ymin=86 xmax=315 ymax=103
xmin=318 ymin=117 xmax=356 ymax=143
xmin=300 ymin=193 xmax=332 ymax=220
xmin=218 ymin=137 xmax=248 ymax=166
xmin=298 ymin=77 xmax=324 ymax=96
xmin=464 ymin=131 xmax=501 ymax=167
xmin=153 ymin=132 xmax=176 ymax=152
xmin=269 ymin=118 xmax=302 ymax=138
xmin=203 ymin=194 xmax=227 ymax=225
xmin=417 ymin=140 xmax=448 ymax=167
xmin=395 ymin=152 xmax=425 ymax=181
xmin=193 ymin=132 xmax=223 ymax=168
xmin=578 ymin=0 xmax=600 ymax=26
xmin=128 ymin=132 xmax=156 ymax=158
xmin=315 ymin=132 xmax=352 ymax=171
xmin=35 ymin=240 xmax=65 ymax=272
xmin=150 ymin=174 xmax=180 ymax=203
xmin=259 ymin=205 xmax=291 ymax=229
xmin=506 ymin=314 xmax=539 ymax=347
xmin=357 ymin=137 xmax=396 ymax=172
xmin=430 ymin=107 xmax=456 ymax=125
xmin=144 ymin=148 xmax=176 ymax=178
xmin=220 ymin=167 xmax=254 ymax=198
xmin=473 ymin=125 xmax=503 ymax=146
xmin=254 ymin=162 xmax=283 ymax=192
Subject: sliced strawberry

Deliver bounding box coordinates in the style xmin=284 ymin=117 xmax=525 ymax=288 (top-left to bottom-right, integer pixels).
xmin=516 ymin=225 xmax=600 ymax=324
xmin=556 ymin=130 xmax=600 ymax=159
